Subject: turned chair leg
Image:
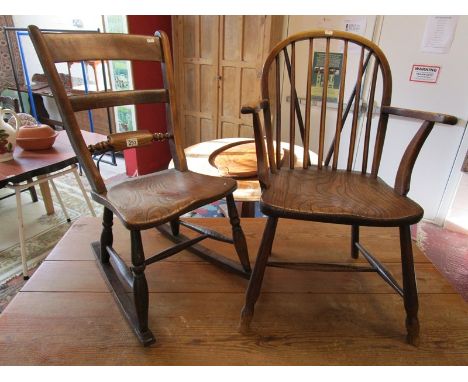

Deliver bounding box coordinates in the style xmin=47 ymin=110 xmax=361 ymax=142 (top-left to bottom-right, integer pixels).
xmin=226 ymin=193 xmax=251 ymax=273
xmin=100 ymin=207 xmax=113 ymax=263
xmin=240 ymin=216 xmax=278 ymax=334
xmin=351 ymin=225 xmax=359 ymax=259
xmin=399 ymin=225 xmax=420 ymax=346
xmin=130 ymin=230 xmax=151 ymax=338
xmin=170 ymin=219 xmax=180 ymax=236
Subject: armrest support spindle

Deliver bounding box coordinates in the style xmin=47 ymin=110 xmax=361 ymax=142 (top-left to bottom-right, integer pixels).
xmin=385 ymin=106 xmax=458 ymax=195
xmin=241 ymin=99 xmax=270 ymax=188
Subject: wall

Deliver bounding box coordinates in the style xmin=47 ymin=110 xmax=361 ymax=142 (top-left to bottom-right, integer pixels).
xmin=123 ymin=15 xmax=172 ymax=175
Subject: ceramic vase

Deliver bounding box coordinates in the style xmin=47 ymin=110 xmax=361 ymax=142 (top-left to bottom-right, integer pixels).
xmin=0 ymin=107 xmax=18 ymax=162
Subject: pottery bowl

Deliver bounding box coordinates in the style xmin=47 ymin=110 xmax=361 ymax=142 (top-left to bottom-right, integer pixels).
xmin=16 ymin=124 xmax=59 ymax=150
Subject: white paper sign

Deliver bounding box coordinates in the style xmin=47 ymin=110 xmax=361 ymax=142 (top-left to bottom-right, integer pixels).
xmin=410 ymin=65 xmax=441 ymax=83
xmin=421 ymin=16 xmax=458 ymax=54
xmin=343 ymin=17 xmax=367 ymax=35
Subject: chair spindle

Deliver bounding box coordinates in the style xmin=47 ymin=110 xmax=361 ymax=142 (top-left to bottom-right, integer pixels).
xmin=303 ymin=38 xmax=314 ymax=169
xmin=283 ymin=47 xmax=308 ymax=158
xmin=347 ymin=46 xmax=365 ymax=171
xmin=289 ymin=43 xmax=296 ymax=169
xmin=361 ymin=58 xmax=379 ymax=173
xmin=332 ymin=40 xmax=348 ymax=170
xmin=318 ymin=38 xmax=331 ymax=169
xmin=275 ymin=55 xmax=281 ymax=169
xmin=324 ymin=49 xmax=372 ymax=167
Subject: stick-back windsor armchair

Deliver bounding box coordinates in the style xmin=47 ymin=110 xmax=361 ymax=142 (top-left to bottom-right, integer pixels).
xmin=240 ymin=30 xmax=457 ymax=345
xmin=28 ymin=25 xmax=251 ymax=346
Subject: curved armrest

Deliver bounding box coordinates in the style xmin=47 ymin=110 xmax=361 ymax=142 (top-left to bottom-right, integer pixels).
xmin=382 ymin=106 xmax=458 ymax=125
xmin=88 ymin=131 xmax=173 ymax=154
xmin=240 ymin=99 xmax=269 ymax=115
xmin=381 ymin=106 xmax=458 ymax=195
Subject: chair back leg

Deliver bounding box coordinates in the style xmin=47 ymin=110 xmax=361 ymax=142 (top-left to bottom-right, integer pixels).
xmin=49 ymin=178 xmax=71 ymax=222
xmin=100 ymin=207 xmax=113 ymax=263
xmin=240 ymin=216 xmax=278 ymax=334
xmin=27 ymin=178 xmax=38 ymax=202
xmin=226 ymin=193 xmax=251 ymax=273
xmin=351 ymin=225 xmax=360 ymax=259
xmin=170 ymin=219 xmax=180 ymax=236
xmin=399 ymin=225 xmax=420 ymax=346
xmin=72 ymin=166 xmax=96 ymax=217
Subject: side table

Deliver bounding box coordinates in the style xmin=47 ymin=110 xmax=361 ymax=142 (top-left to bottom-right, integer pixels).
xmin=181 ymin=138 xmax=318 ymax=217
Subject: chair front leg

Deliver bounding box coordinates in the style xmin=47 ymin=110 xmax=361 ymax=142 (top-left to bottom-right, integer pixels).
xmin=399 ymin=225 xmax=420 ymax=346
xmin=226 ymin=193 xmax=251 ymax=273
xmin=240 ymin=216 xmax=278 ymax=334
xmin=99 ymin=207 xmax=113 ymax=263
xmin=130 ymin=230 xmax=150 ymax=336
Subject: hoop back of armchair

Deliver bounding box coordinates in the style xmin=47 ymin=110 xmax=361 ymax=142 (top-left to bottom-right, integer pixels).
xmin=261 ymin=30 xmax=392 ymax=177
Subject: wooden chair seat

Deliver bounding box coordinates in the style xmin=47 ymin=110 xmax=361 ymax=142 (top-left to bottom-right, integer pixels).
xmin=261 ymin=168 xmax=424 ymax=226
xmin=94 ymin=169 xmax=237 ymax=230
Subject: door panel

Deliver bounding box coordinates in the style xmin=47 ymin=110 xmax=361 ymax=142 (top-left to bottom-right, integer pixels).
xmin=173 ymin=15 xmax=281 ymax=145
xmin=175 ymin=15 xmax=219 ymax=147
xmin=223 ymin=16 xmax=242 ymax=61
xmin=218 ymin=15 xmax=267 ymax=138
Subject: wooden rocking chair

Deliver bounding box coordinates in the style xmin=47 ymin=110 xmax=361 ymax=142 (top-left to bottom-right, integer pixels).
xmin=28 ymin=25 xmax=251 ymax=346
xmin=239 ymin=30 xmax=457 ymax=345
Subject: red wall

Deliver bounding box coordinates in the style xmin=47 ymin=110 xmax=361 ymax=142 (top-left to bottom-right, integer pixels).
xmin=124 ymin=15 xmax=172 ymax=176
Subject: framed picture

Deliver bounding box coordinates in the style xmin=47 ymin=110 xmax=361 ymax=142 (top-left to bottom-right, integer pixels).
xmin=311 ymin=51 xmax=344 ymax=104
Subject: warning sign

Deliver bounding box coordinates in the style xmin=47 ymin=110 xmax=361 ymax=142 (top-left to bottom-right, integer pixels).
xmin=410 ymin=64 xmax=441 ymax=83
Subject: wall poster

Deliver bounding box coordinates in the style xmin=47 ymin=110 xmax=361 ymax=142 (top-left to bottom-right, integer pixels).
xmin=421 ymin=16 xmax=458 ymax=54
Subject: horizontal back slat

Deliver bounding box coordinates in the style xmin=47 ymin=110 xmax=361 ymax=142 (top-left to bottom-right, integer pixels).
xmin=70 ymin=89 xmax=169 ymax=111
xmin=43 ymin=32 xmax=162 ymax=63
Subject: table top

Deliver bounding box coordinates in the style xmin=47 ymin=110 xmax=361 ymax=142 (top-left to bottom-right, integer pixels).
xmin=9 ymin=85 xmax=83 ymax=99
xmin=183 ymin=138 xmax=318 ymax=202
xmin=208 ymin=139 xmax=258 ymax=179
xmin=0 ymin=130 xmax=104 ymax=188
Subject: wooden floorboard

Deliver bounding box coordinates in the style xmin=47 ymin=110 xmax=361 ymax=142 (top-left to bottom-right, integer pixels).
xmin=0 ymin=216 xmax=467 ymax=365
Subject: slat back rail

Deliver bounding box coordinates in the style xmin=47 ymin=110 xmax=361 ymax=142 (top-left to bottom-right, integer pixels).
xmin=28 ymin=26 xmax=187 ymax=195
xmin=259 ymin=30 xmax=392 ymax=179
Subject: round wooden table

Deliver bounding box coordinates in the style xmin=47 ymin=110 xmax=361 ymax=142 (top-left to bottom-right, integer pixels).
xmin=181 ymin=138 xmax=317 ymax=217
